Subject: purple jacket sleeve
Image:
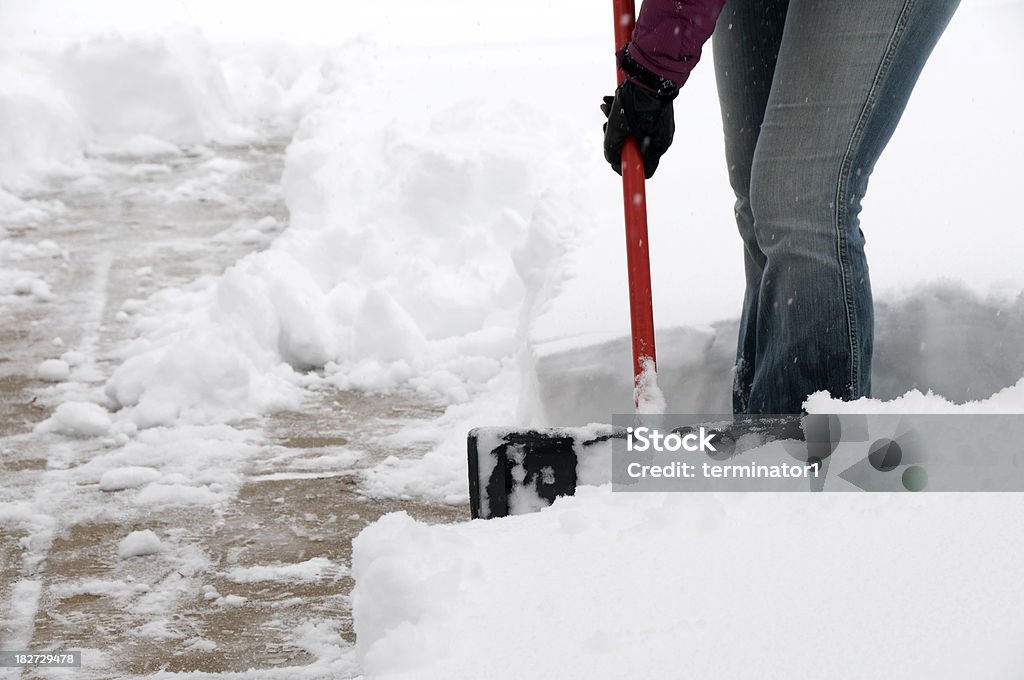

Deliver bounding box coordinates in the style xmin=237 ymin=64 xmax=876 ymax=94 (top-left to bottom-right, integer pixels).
xmin=626 ymin=0 xmax=726 ymax=90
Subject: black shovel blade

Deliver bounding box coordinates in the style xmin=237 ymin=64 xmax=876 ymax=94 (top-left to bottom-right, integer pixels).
xmin=467 ymin=426 xmax=622 ymax=519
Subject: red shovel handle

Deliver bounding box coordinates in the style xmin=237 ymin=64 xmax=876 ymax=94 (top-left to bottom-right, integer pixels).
xmin=612 ymin=0 xmax=657 ymax=397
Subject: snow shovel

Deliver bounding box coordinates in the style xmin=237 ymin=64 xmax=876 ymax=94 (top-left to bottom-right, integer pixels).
xmin=467 ymin=0 xmax=657 ymax=519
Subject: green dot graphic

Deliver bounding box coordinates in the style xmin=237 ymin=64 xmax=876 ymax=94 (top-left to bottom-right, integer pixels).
xmin=902 ymin=465 xmax=927 ymax=492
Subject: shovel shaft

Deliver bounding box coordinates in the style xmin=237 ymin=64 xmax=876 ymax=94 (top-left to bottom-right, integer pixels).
xmin=612 ymin=0 xmax=657 ymax=390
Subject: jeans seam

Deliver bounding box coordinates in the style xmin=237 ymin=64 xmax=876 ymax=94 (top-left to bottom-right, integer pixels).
xmin=833 ymin=0 xmax=915 ymax=398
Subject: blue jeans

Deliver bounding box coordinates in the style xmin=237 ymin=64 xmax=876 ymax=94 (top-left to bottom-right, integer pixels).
xmin=713 ymin=0 xmax=958 ymax=415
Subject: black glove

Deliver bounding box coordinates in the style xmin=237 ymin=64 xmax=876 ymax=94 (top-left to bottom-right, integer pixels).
xmin=601 ymin=50 xmax=678 ymax=179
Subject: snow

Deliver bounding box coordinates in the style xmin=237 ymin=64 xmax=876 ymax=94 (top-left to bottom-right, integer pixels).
xmin=634 ymin=357 xmax=666 ymax=415
xmin=183 ymin=637 xmax=218 ymax=653
xmin=0 ymin=55 xmax=86 ymax=192
xmin=214 ymin=594 xmax=247 ymax=608
xmin=805 ymin=377 xmax=1024 ymax=414
xmin=0 ymin=24 xmax=324 ymax=195
xmin=353 ymin=492 xmax=1024 ymax=679
xmin=132 ymin=483 xmax=223 ymax=507
xmin=12 ymin=277 xmax=56 ymax=301
xmin=34 ymin=400 xmax=112 ymax=437
xmin=226 ymin=558 xmax=344 ymax=584
xmin=105 ymin=331 xmax=294 ymax=428
xmin=57 ymin=30 xmax=238 ymax=144
xmin=60 ymin=349 xmax=87 ymax=366
xmin=117 ymin=529 xmax=165 ymax=558
xmin=0 ymin=501 xmax=57 ymax=534
xmin=50 ymin=579 xmax=152 ymax=600
xmin=0 ymin=237 xmax=62 ymax=260
xmin=98 ymin=466 xmax=162 ymax=491
xmin=37 ymin=358 xmax=70 ymax=382
xmin=90 ymin=46 xmax=580 ymax=429
xmin=73 ymin=424 xmax=256 ymax=500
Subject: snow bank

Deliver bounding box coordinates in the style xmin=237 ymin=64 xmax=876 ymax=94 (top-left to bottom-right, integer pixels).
xmin=1 ymin=30 xmax=231 ymax=192
xmin=101 ymin=41 xmax=593 ymax=428
xmin=277 ymin=83 xmax=583 ymax=397
xmin=54 ymin=30 xmax=237 ymax=145
xmin=1 ymin=28 xmax=326 ymax=194
xmin=0 ymin=55 xmax=86 ymax=191
xmin=217 ymin=44 xmax=328 ymax=137
xmin=353 ymin=491 xmax=1024 ymax=679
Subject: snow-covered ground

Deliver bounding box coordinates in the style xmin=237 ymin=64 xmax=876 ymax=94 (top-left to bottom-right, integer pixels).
xmin=2 ymin=0 xmax=1024 ymax=677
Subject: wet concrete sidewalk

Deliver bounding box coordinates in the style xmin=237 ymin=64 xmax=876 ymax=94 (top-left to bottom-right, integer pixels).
xmin=0 ymin=144 xmax=464 ymax=678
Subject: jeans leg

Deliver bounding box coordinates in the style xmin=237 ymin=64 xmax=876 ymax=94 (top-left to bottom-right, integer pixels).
xmin=743 ymin=0 xmax=958 ymax=414
xmin=712 ymin=0 xmax=789 ymax=415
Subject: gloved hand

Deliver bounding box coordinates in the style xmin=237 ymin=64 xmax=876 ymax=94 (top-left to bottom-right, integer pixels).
xmin=602 ymin=46 xmax=679 ymax=180
xmin=601 ymin=80 xmax=675 ymax=180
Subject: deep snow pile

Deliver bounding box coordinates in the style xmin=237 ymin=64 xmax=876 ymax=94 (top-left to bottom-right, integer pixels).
xmin=0 ymin=29 xmax=236 ymax=194
xmin=95 ymin=43 xmax=592 ymax=430
xmin=0 ymin=25 xmax=324 ymax=220
xmin=88 ymin=36 xmax=607 ymax=444
xmin=352 ymin=490 xmax=1024 ymax=679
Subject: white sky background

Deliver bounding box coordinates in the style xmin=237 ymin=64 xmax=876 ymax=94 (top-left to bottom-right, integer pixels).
xmin=0 ymin=0 xmax=608 ymax=46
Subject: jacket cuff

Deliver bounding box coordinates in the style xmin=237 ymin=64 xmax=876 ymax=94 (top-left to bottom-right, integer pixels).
xmin=618 ymin=45 xmax=680 ymax=100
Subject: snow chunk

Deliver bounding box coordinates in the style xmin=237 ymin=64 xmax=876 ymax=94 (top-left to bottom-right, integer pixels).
xmin=32 ymin=279 xmax=55 ymax=301
xmin=182 ymin=637 xmax=217 ymax=653
xmin=60 ymin=350 xmax=87 ymax=367
xmin=99 ymin=466 xmax=162 ymax=492
xmin=117 ymin=530 xmax=164 ymax=558
xmin=12 ymin=277 xmax=56 ymax=301
xmin=37 ymin=358 xmax=70 ymax=382
xmin=35 ymin=401 xmax=112 ymax=437
xmin=214 ymin=594 xmax=247 ymax=608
